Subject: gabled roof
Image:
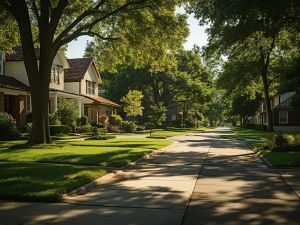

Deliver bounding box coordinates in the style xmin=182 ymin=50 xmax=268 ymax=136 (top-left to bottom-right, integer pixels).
xmin=5 ymin=47 xmax=69 ymax=69
xmin=273 ymin=94 xmax=300 ymax=111
xmin=0 ymin=75 xmax=29 ymax=91
xmin=84 ymin=95 xmax=120 ymax=107
xmin=6 ymin=47 xmax=40 ymax=62
xmin=64 ymin=58 xmax=100 ymax=82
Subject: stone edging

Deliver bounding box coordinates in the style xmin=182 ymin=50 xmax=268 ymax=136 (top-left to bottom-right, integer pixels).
xmin=62 ymin=140 xmax=177 ymax=199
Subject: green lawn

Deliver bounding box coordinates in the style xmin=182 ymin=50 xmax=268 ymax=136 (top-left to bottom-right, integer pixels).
xmin=233 ymin=128 xmax=300 ymax=167
xmin=0 ymin=138 xmax=171 ymax=201
xmin=138 ymin=127 xmax=209 ymax=137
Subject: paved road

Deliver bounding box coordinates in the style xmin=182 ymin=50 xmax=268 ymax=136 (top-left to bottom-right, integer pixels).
xmin=1 ymin=128 xmax=299 ymax=225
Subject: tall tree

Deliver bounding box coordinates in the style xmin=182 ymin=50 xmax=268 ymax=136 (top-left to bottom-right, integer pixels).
xmin=189 ymin=0 xmax=300 ymax=131
xmin=0 ymin=0 xmax=189 ymax=144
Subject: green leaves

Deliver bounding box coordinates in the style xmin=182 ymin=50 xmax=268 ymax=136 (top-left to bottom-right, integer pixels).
xmin=121 ymin=90 xmax=144 ymax=119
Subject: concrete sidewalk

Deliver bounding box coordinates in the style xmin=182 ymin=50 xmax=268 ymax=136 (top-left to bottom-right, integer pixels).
xmin=182 ymin=129 xmax=300 ymax=225
xmin=0 ymin=128 xmax=211 ymax=225
xmin=1 ymin=127 xmax=299 ymax=225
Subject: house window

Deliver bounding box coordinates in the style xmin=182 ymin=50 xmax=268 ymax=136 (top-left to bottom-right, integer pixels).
xmin=279 ymin=111 xmax=288 ymax=124
xmin=56 ymin=67 xmax=60 ymax=84
xmin=51 ymin=66 xmax=60 ymax=84
xmin=26 ymin=95 xmax=31 ymax=112
xmin=171 ymin=115 xmax=177 ymax=121
xmin=0 ymin=51 xmax=4 ymax=75
xmin=86 ymin=81 xmax=96 ymax=95
xmin=51 ymin=67 xmax=56 ymax=83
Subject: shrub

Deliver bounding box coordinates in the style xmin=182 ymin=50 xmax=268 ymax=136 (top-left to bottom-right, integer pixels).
xmin=49 ymin=113 xmax=61 ymax=125
xmin=76 ymin=116 xmax=89 ymax=126
xmin=122 ymin=121 xmax=137 ymax=133
xmin=271 ymin=134 xmax=300 ymax=151
xmin=0 ymin=113 xmax=21 ymax=140
xmin=109 ymin=114 xmax=123 ymax=127
xmin=144 ymin=122 xmax=155 ymax=129
xmin=89 ymin=128 xmax=116 ymax=140
xmin=49 ymin=125 xmax=71 ymax=135
xmin=57 ymin=101 xmax=79 ymax=126
xmin=76 ymin=124 xmax=93 ymax=133
xmin=107 ymin=125 xmax=121 ymax=133
xmin=136 ymin=125 xmax=145 ymax=131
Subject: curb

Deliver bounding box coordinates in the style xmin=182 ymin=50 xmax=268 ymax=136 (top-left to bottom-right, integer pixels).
xmin=62 ymin=140 xmax=177 ymax=199
xmin=243 ymin=141 xmax=274 ymax=168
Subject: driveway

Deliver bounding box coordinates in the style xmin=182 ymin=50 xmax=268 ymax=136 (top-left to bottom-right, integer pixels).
xmin=1 ymin=128 xmax=299 ymax=225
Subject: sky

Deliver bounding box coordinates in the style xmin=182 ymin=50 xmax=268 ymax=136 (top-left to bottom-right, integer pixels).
xmin=66 ymin=9 xmax=208 ymax=58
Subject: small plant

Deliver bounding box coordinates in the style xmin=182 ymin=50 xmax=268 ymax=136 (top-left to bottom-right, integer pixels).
xmin=89 ymin=128 xmax=116 ymax=140
xmin=76 ymin=116 xmax=89 ymax=126
xmin=0 ymin=112 xmax=21 ymax=140
xmin=122 ymin=121 xmax=137 ymax=133
xmin=49 ymin=113 xmax=61 ymax=125
xmin=76 ymin=124 xmax=93 ymax=133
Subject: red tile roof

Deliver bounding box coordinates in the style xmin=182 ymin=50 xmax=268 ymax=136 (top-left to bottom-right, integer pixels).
xmin=64 ymin=58 xmax=93 ymax=82
xmin=0 ymin=75 xmax=29 ymax=91
xmin=84 ymin=95 xmax=120 ymax=107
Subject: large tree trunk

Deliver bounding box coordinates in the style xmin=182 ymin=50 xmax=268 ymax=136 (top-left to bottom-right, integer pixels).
xmin=30 ymin=79 xmax=51 ymax=144
xmin=259 ymin=43 xmax=275 ymax=132
xmin=261 ymin=72 xmax=273 ymax=132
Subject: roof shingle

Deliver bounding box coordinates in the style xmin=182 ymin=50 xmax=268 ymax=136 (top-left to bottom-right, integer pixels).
xmin=64 ymin=58 xmax=93 ymax=82
xmin=6 ymin=47 xmax=40 ymax=62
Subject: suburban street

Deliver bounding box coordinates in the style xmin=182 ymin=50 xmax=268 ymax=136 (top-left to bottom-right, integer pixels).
xmin=1 ymin=128 xmax=299 ymax=225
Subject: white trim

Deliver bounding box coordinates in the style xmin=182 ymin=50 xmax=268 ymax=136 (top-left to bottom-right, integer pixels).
xmin=278 ymin=111 xmax=288 ymax=124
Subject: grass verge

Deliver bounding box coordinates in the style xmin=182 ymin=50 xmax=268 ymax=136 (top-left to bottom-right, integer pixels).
xmin=233 ymin=128 xmax=300 ymax=167
xmin=0 ymin=138 xmax=171 ymax=201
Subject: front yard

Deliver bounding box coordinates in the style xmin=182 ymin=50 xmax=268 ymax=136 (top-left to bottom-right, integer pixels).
xmin=233 ymin=128 xmax=300 ymax=167
xmin=0 ymin=138 xmax=172 ymax=202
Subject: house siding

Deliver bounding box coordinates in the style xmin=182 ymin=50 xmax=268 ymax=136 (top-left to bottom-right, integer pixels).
xmin=273 ymin=111 xmax=300 ymax=126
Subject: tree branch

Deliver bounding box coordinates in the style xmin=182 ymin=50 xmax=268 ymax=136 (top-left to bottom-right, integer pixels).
xmin=53 ymin=0 xmax=147 ymax=49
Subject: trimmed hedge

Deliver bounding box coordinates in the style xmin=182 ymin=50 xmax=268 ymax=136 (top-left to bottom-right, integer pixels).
xmin=50 ymin=125 xmax=71 ymax=135
xmin=244 ymin=123 xmax=267 ymax=131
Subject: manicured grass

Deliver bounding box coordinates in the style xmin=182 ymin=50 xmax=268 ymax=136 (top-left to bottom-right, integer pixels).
xmin=138 ymin=127 xmax=209 ymax=137
xmin=259 ymin=150 xmax=300 ymax=167
xmin=0 ymin=162 xmax=107 ymax=202
xmin=233 ymin=128 xmax=300 ymax=167
xmin=0 ymin=138 xmax=171 ymax=167
xmin=0 ymin=138 xmax=172 ymax=201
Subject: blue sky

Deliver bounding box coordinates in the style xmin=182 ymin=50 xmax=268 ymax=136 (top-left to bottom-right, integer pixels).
xmin=66 ymin=10 xmax=208 ymax=58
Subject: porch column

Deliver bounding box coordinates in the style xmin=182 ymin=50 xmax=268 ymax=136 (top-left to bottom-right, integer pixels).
xmin=53 ymin=94 xmax=58 ymax=112
xmin=78 ymin=99 xmax=81 ymax=117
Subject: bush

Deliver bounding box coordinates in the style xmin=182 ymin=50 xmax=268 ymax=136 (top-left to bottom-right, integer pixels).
xmin=109 ymin=114 xmax=123 ymax=127
xmin=57 ymin=101 xmax=79 ymax=126
xmin=136 ymin=125 xmax=145 ymax=131
xmin=49 ymin=113 xmax=61 ymax=125
xmin=122 ymin=121 xmax=137 ymax=133
xmin=255 ymin=124 xmax=267 ymax=131
xmin=0 ymin=112 xmax=21 ymax=140
xmin=76 ymin=116 xmax=89 ymax=126
xmin=89 ymin=128 xmax=116 ymax=140
xmin=271 ymin=134 xmax=300 ymax=151
xmin=76 ymin=124 xmax=93 ymax=133
xmin=107 ymin=125 xmax=121 ymax=133
xmin=50 ymin=125 xmax=71 ymax=135
xmin=144 ymin=122 xmax=155 ymax=129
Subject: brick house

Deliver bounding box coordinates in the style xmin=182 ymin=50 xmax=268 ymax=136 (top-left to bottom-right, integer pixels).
xmin=248 ymin=92 xmax=300 ymax=131
xmin=64 ymin=58 xmax=119 ymax=123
